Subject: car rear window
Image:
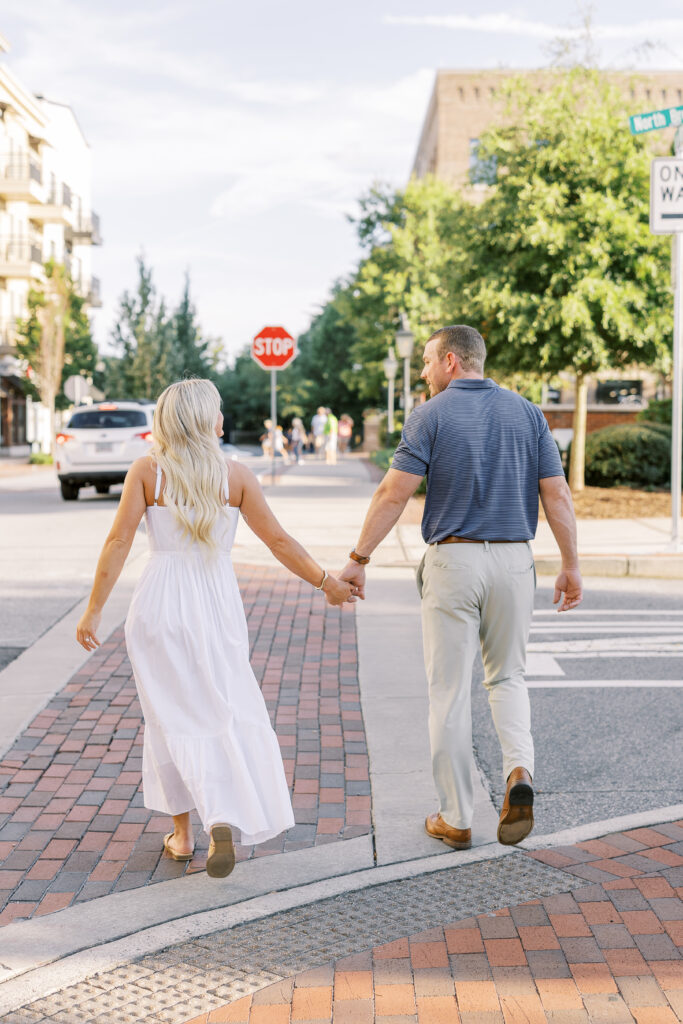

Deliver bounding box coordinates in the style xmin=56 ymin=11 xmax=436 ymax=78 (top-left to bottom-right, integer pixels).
xmin=68 ymin=410 xmax=149 ymax=429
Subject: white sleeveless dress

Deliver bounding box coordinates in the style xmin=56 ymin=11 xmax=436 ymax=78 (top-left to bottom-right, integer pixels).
xmin=124 ymin=464 xmax=295 ymax=844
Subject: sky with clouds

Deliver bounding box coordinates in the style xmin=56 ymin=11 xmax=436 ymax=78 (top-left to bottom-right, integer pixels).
xmin=2 ymin=0 xmax=683 ymax=362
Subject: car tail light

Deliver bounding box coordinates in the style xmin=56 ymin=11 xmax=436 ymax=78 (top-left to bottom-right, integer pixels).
xmin=56 ymin=433 xmax=75 ymax=445
xmin=134 ymin=431 xmax=153 ymax=441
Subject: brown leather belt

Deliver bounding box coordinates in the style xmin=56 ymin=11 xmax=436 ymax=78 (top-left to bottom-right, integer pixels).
xmin=435 ymin=536 xmax=507 ymax=545
xmin=436 ymin=536 xmax=484 ymax=545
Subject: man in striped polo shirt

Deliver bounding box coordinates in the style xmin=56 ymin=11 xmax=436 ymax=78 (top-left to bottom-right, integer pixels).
xmin=341 ymin=325 xmax=582 ymax=849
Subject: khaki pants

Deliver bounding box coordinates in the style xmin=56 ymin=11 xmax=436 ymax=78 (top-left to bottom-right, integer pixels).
xmin=418 ymin=541 xmax=535 ymax=830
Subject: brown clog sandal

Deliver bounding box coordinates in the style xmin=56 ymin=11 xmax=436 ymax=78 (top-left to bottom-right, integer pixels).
xmin=163 ymin=832 xmax=194 ymax=862
xmin=207 ymin=823 xmax=236 ymax=878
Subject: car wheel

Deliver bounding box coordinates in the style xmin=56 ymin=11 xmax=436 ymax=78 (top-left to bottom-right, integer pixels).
xmin=95 ymin=483 xmax=110 ymax=495
xmin=60 ymin=481 xmax=80 ymax=501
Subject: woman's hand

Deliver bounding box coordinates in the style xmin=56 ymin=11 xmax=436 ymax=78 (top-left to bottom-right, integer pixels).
xmin=323 ymin=575 xmax=356 ymax=606
xmin=76 ymin=608 xmax=102 ymax=652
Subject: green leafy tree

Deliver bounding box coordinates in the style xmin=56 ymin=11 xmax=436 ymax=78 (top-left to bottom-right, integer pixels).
xmin=336 ymin=176 xmax=474 ymax=405
xmin=217 ymin=348 xmax=271 ymax=433
xmin=466 ymin=67 xmax=672 ymax=490
xmin=17 ymin=262 xmax=97 ymax=415
xmin=16 ymin=262 xmax=99 ymax=451
xmin=286 ymin=297 xmax=367 ymax=426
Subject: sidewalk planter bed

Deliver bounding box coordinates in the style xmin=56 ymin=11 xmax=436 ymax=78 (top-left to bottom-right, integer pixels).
xmin=583 ymin=422 xmax=671 ymax=488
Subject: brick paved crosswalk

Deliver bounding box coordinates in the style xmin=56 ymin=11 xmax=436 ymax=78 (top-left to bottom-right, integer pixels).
xmin=182 ymin=824 xmax=683 ymax=1024
xmin=0 ymin=565 xmax=369 ymax=925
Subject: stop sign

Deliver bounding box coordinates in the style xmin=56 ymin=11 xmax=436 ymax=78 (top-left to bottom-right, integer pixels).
xmin=251 ymin=326 xmax=297 ymax=370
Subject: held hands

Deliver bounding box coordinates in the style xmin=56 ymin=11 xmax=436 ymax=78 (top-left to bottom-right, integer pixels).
xmin=323 ymin=573 xmax=356 ymax=606
xmin=76 ymin=608 xmax=102 ymax=651
xmin=553 ymin=567 xmax=583 ymax=612
xmin=338 ymin=561 xmax=366 ymax=601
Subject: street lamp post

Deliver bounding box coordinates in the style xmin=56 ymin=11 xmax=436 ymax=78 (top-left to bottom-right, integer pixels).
xmin=395 ymin=313 xmax=415 ymax=420
xmin=382 ymin=346 xmax=398 ymax=435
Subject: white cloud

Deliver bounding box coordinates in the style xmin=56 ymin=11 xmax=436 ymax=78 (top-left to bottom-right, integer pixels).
xmin=383 ymin=13 xmax=683 ymax=41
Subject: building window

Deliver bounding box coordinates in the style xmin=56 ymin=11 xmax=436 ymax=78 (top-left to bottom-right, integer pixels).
xmin=469 ymin=139 xmax=497 ymax=185
xmin=595 ymin=380 xmax=643 ymax=405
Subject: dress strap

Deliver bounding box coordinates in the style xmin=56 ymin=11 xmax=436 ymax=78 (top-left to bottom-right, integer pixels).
xmin=154 ymin=462 xmax=162 ymax=505
xmin=223 ymin=471 xmax=230 ymax=506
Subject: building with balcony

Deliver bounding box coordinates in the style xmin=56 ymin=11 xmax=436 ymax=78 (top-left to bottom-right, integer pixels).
xmin=410 ymin=68 xmax=683 ymax=427
xmin=0 ymin=33 xmax=102 ymax=454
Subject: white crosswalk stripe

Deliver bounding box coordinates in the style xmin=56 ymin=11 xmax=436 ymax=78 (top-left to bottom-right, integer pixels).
xmin=525 ymin=608 xmax=683 ymax=687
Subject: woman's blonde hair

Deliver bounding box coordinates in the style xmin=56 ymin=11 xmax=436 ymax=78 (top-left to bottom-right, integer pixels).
xmin=151 ymin=379 xmax=228 ymax=550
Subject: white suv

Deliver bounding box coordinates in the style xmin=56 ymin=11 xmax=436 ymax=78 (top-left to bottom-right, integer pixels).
xmin=55 ymin=401 xmax=155 ymax=501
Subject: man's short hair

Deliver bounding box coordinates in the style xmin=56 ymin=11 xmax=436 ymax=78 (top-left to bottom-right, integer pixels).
xmin=430 ymin=325 xmax=486 ymax=372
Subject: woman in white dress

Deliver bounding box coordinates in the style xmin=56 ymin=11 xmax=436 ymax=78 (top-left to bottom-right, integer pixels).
xmin=75 ymin=379 xmax=354 ymax=877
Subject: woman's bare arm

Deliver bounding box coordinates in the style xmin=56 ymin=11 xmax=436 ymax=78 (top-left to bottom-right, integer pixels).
xmin=76 ymin=459 xmax=148 ymax=650
xmin=231 ymin=462 xmax=353 ymax=605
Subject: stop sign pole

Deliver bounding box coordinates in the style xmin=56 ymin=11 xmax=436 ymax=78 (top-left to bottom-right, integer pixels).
xmin=251 ymin=326 xmax=297 ymax=484
xmin=635 ymin=112 xmax=683 ymax=548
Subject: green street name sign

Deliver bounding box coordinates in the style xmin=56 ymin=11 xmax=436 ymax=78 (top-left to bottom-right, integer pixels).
xmin=630 ymin=106 xmax=683 ymax=134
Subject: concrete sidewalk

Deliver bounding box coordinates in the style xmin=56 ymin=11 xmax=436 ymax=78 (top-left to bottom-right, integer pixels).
xmin=0 ymin=456 xmax=682 ymax=1022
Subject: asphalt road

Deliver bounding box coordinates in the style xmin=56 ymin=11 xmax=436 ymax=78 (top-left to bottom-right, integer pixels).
xmin=473 ymin=578 xmax=683 ymax=834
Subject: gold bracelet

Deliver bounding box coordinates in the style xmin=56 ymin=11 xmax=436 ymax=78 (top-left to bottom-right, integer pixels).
xmin=314 ymin=570 xmax=328 ymax=591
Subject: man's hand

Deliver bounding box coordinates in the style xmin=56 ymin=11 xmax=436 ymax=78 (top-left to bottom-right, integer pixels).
xmin=339 ymin=561 xmax=366 ymax=600
xmin=323 ymin=575 xmax=355 ymax=606
xmin=553 ymin=568 xmax=583 ymax=612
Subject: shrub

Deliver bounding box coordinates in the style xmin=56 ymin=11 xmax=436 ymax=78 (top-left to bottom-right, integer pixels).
xmin=637 ymin=398 xmax=671 ymax=426
xmin=584 ymin=423 xmax=670 ymax=488
xmin=29 ymin=452 xmax=53 ymax=465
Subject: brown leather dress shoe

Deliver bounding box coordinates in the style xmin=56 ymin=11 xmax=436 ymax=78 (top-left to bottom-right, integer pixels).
xmin=497 ymin=767 xmax=534 ymax=846
xmin=425 ymin=812 xmax=472 ymax=850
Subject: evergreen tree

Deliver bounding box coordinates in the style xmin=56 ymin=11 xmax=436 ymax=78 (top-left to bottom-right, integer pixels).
xmin=105 ymin=256 xmax=172 ymax=400
xmin=173 ymin=273 xmax=216 ymax=379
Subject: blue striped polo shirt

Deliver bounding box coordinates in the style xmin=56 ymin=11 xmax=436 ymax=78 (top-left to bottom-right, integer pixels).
xmin=391 ymin=378 xmax=564 ymax=543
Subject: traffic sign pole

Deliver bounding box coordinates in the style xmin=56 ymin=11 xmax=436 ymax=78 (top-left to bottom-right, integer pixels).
xmin=251 ymin=326 xmax=297 ymax=486
xmin=673 ymin=231 xmax=683 ymax=550
xmin=647 ymin=154 xmax=683 ymax=548
xmin=270 ymin=368 xmax=277 ymax=485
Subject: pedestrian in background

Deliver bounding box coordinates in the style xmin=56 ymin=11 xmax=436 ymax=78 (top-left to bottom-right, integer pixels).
xmin=338 ymin=414 xmax=354 ymax=456
xmin=311 ymin=406 xmax=327 ymax=459
xmin=76 ymin=379 xmax=354 ymax=879
xmin=259 ymin=419 xmax=273 ymax=459
xmin=273 ymin=424 xmax=290 ymax=464
xmin=340 ymin=325 xmax=582 ymax=851
xmin=324 ymin=408 xmax=338 ymax=465
xmin=290 ymin=417 xmax=306 ymax=464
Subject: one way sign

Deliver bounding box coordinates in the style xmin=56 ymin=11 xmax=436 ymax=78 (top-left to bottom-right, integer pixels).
xmin=651 ymin=157 xmax=683 ymax=234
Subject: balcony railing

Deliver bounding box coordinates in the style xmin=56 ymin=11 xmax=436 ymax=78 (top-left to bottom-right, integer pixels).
xmin=46 ymin=182 xmax=72 ymax=208
xmin=0 ymin=238 xmax=43 ymax=265
xmin=1 ymin=154 xmax=42 ymax=185
xmin=0 ymin=318 xmax=19 ymax=349
xmin=69 ymin=210 xmax=102 ymax=245
xmin=88 ymin=275 xmax=102 ymax=307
